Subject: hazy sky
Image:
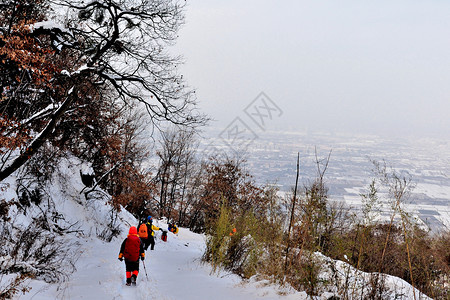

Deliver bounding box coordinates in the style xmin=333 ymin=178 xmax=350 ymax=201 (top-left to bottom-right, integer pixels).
xmin=174 ymin=0 xmax=450 ymax=139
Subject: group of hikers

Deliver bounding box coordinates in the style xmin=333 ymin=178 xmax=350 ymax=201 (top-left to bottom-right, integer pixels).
xmin=118 ymin=216 xmax=179 ymax=286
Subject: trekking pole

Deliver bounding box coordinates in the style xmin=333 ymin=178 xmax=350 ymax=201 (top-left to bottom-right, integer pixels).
xmin=142 ymin=259 xmax=149 ymax=281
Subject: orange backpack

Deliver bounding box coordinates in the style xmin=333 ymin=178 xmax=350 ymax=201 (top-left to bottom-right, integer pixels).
xmin=138 ymin=223 xmax=148 ymax=239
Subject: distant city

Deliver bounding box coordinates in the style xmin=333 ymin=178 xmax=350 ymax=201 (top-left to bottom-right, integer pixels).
xmin=200 ymin=128 xmax=450 ymax=233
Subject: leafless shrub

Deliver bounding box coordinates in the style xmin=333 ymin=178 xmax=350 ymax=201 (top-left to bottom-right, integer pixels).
xmin=96 ymin=208 xmax=121 ymax=242
xmin=367 ymin=273 xmax=389 ymax=300
xmin=4 ymin=219 xmax=79 ymax=283
xmin=0 ymin=273 xmax=31 ymax=299
xmin=0 ymin=199 xmax=11 ymax=222
xmin=287 ymin=252 xmax=324 ymax=297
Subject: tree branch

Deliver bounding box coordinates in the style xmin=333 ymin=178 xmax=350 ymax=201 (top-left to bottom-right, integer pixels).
xmin=0 ymin=89 xmax=75 ymax=181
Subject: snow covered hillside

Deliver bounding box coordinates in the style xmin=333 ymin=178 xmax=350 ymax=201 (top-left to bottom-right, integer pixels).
xmin=1 ymin=157 xmax=431 ymax=300
xmin=18 ymin=225 xmax=431 ymax=300
xmin=20 ymin=224 xmax=304 ymax=300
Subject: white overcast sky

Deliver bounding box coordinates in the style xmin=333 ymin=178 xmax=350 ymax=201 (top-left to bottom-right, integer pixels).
xmin=174 ymin=0 xmax=450 ymax=139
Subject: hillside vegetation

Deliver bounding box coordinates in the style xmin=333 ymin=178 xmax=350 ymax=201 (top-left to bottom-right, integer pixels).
xmin=1 ymin=0 xmax=448 ymax=299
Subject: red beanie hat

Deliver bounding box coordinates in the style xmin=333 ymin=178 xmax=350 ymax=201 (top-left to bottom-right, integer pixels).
xmin=129 ymin=226 xmax=137 ymax=235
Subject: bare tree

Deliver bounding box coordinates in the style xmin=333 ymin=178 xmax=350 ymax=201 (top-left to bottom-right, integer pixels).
xmin=371 ymin=159 xmax=417 ymax=299
xmin=177 ymin=162 xmax=205 ymax=226
xmin=155 ymin=127 xmax=197 ymax=219
xmin=0 ymin=0 xmax=206 ymax=181
xmin=284 ymin=152 xmax=300 ymax=275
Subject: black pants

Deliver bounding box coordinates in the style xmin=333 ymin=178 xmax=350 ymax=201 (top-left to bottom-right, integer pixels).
xmin=142 ymin=235 xmax=155 ymax=250
xmin=125 ymin=260 xmax=139 ymax=272
xmin=148 ymin=235 xmax=155 ymax=250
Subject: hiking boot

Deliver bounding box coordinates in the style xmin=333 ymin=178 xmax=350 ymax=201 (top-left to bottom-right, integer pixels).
xmin=126 ymin=277 xmax=131 ymax=286
xmin=126 ymin=282 xmax=131 ymax=286
xmin=131 ymin=274 xmax=137 ymax=286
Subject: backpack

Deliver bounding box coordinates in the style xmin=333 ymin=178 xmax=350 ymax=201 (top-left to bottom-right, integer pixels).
xmin=123 ymin=235 xmax=141 ymax=261
xmin=138 ymin=223 xmax=148 ymax=239
xmin=161 ymin=230 xmax=167 ymax=242
xmin=168 ymin=223 xmax=177 ymax=233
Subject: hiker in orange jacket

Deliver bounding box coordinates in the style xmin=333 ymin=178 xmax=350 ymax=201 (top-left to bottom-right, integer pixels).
xmin=118 ymin=226 xmax=145 ymax=286
xmin=140 ymin=216 xmax=162 ymax=250
xmin=137 ymin=221 xmax=150 ymax=250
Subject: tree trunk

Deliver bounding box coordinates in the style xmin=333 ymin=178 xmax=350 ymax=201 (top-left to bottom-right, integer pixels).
xmin=284 ymin=152 xmax=300 ymax=276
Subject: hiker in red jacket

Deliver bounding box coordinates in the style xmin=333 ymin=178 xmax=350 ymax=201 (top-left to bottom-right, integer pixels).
xmin=118 ymin=226 xmax=145 ymax=286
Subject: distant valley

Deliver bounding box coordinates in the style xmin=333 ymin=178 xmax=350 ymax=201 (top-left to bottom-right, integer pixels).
xmin=200 ymin=129 xmax=450 ymax=232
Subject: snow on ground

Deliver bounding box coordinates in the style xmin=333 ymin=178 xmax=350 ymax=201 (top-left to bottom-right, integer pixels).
xmin=18 ymin=222 xmax=431 ymax=300
xmin=2 ymin=156 xmax=432 ymax=300
xmin=3 ymin=156 xmax=301 ymax=300
xmin=19 ymin=223 xmax=304 ymax=300
xmin=415 ymin=183 xmax=450 ymax=199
